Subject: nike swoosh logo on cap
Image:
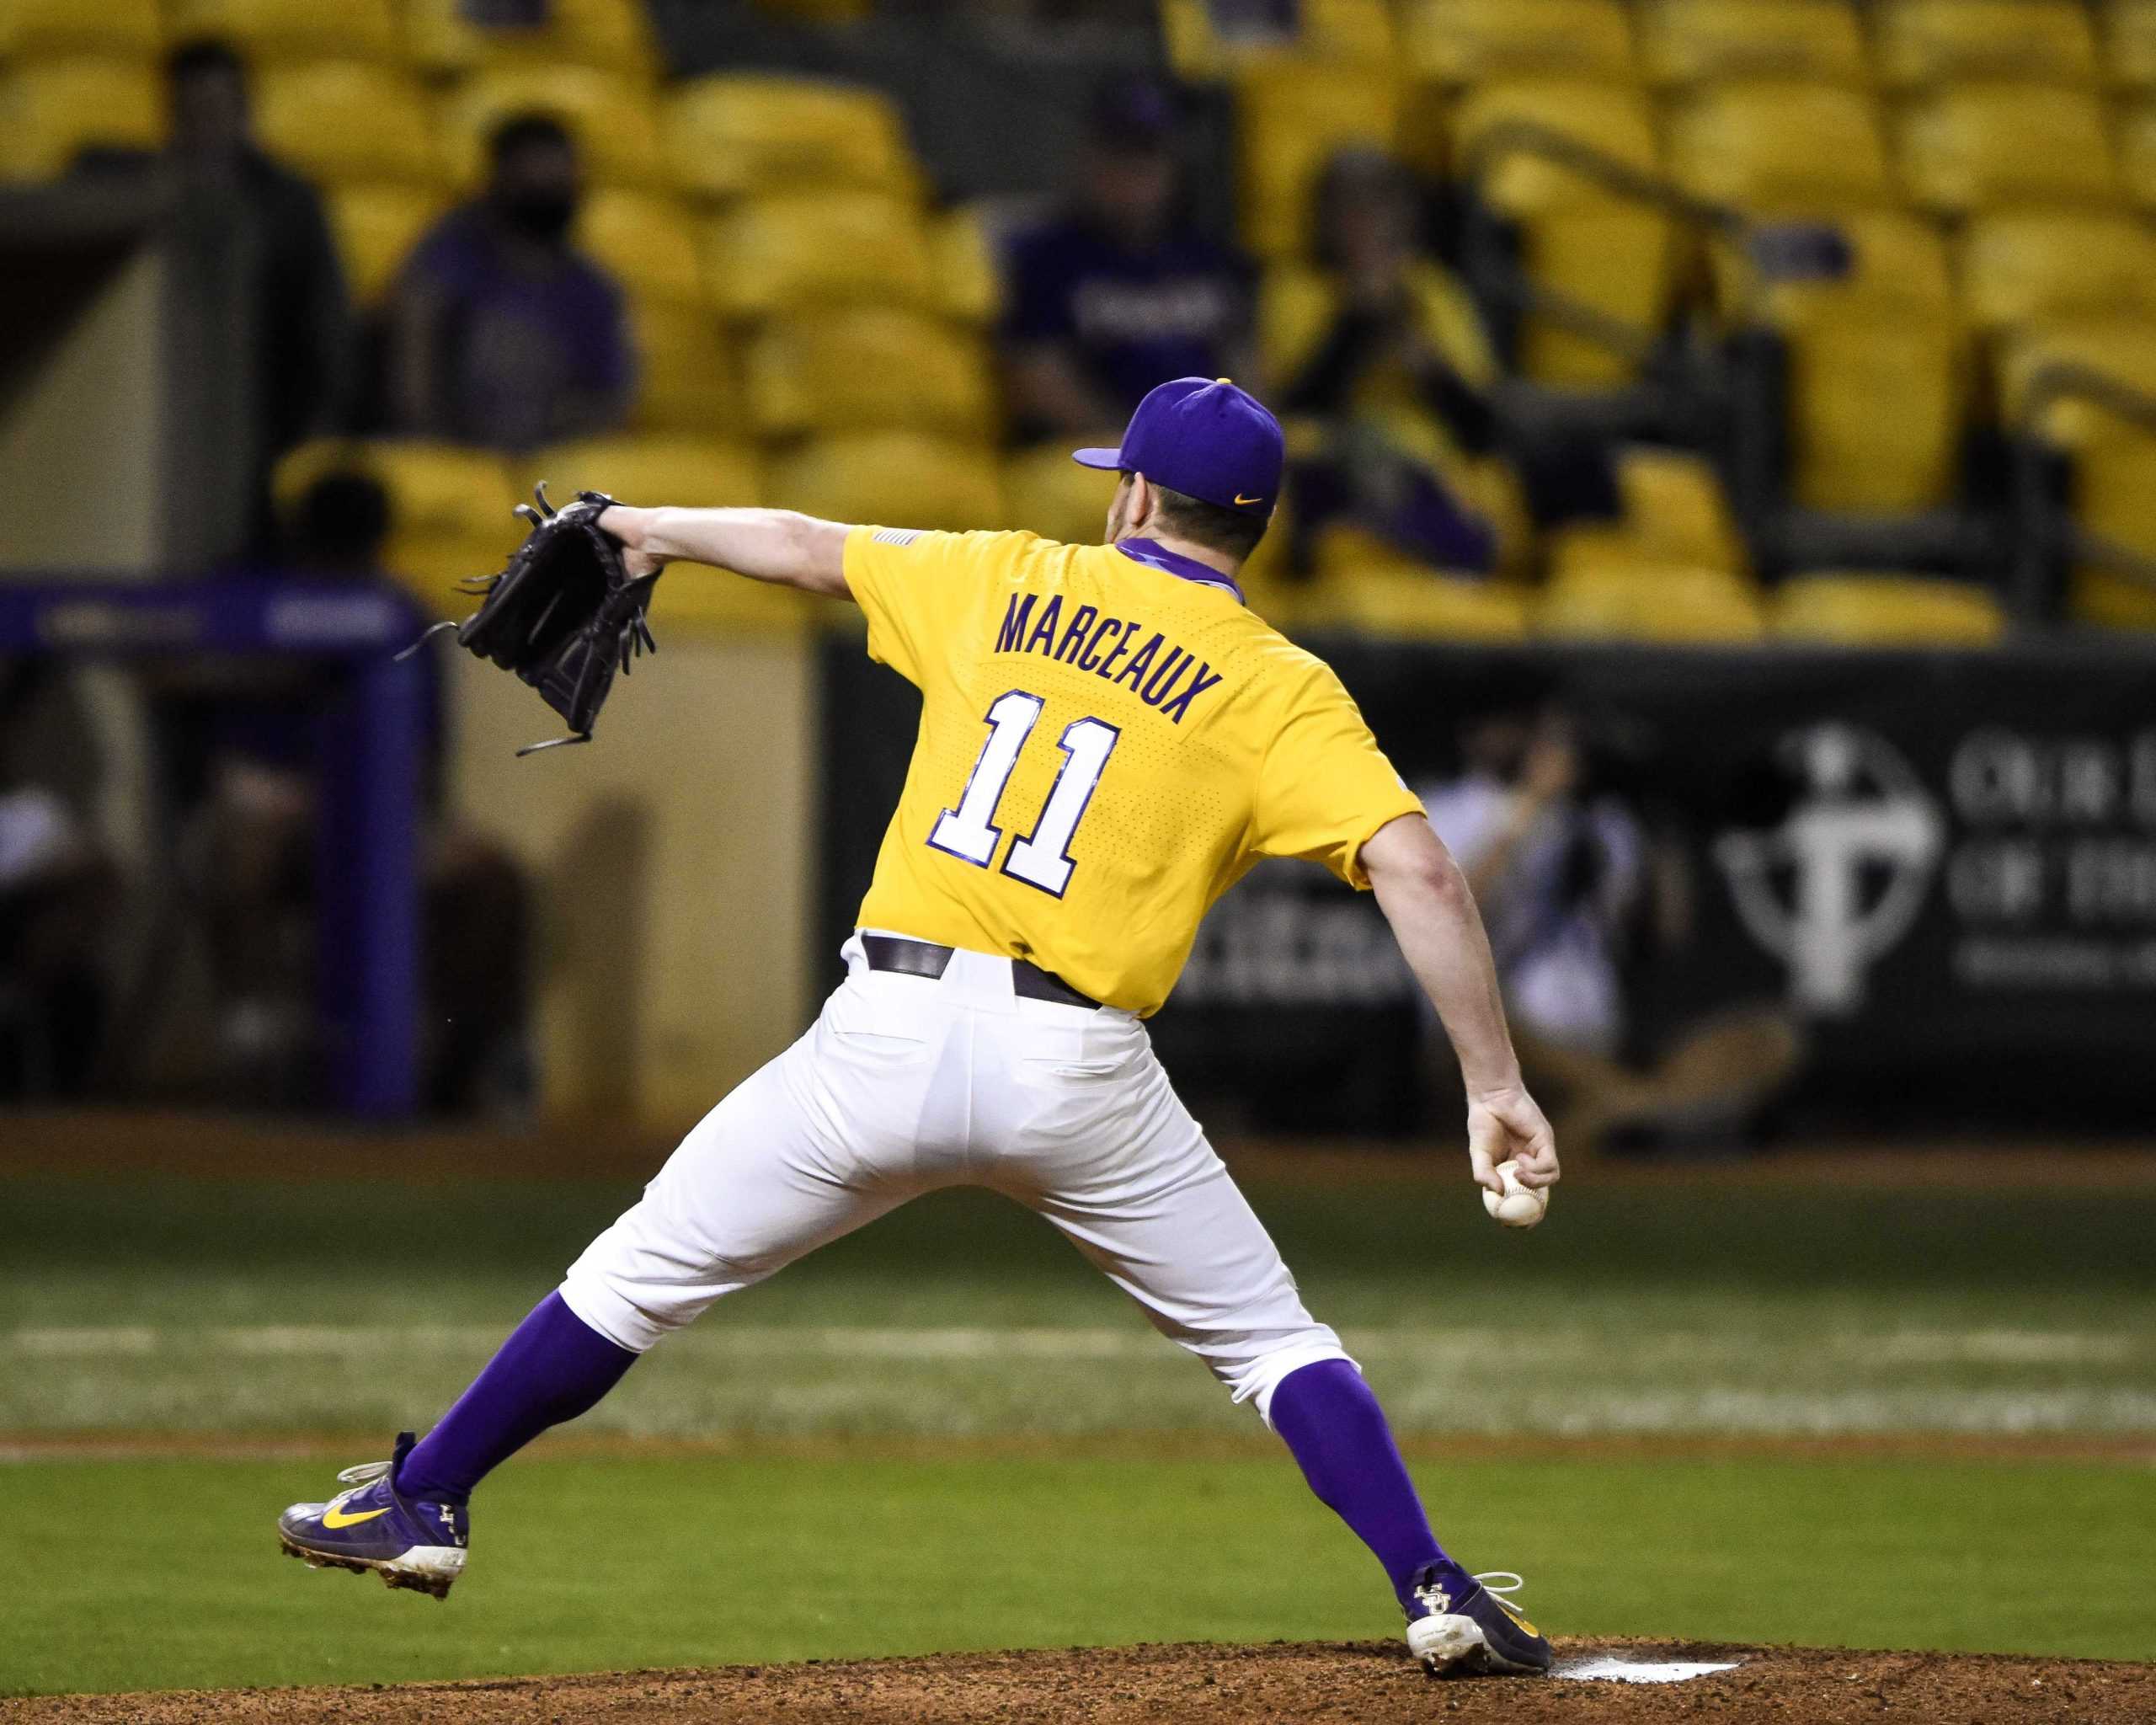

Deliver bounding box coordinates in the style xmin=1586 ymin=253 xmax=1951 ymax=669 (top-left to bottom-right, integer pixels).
xmin=1234 ymin=494 xmax=1262 ymax=506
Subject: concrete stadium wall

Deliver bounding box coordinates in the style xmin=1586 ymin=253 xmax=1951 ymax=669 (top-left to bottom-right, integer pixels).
xmin=443 ymin=628 xmax=821 ymax=1126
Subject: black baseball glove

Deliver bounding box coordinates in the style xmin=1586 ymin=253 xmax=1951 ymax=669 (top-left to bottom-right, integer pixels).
xmin=403 ymin=482 xmax=661 ymax=756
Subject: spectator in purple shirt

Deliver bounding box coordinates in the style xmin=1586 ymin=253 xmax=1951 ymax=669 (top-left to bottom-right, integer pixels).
xmin=1001 ymin=79 xmax=1255 ymax=441
xmin=386 ymin=114 xmax=633 ymax=452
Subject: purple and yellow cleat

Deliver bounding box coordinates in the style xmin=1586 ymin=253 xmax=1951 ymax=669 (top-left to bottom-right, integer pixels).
xmin=1404 ymin=1562 xmax=1554 ymax=1676
xmin=277 ymin=1432 xmax=468 ymax=1600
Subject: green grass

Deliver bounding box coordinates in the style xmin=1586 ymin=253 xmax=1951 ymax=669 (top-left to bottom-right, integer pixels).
xmin=3 ymin=1447 xmax=2152 ymax=1697
xmin=3 ymin=1174 xmax=2153 ymax=1439
xmin=2 ymin=1168 xmax=2152 ymax=1694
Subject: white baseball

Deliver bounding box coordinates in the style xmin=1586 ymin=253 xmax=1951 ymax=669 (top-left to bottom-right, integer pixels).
xmin=1481 ymin=1159 xmax=1548 ymax=1229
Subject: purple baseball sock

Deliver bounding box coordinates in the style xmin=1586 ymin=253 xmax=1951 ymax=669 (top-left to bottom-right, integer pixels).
xmin=396 ymin=1291 xmax=637 ymax=1503
xmin=1269 ymin=1358 xmax=1455 ymax=1610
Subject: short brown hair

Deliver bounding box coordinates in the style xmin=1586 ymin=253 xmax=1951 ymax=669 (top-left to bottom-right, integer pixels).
xmin=1149 ymin=482 xmax=1269 ymax=562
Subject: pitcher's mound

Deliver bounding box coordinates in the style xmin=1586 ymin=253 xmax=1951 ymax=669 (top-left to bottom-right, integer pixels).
xmin=8 ymin=1639 xmax=2150 ymax=1723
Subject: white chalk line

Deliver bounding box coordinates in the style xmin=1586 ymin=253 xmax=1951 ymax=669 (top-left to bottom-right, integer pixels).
xmin=4 ymin=1323 xmax=2153 ymax=1437
xmin=6 ymin=1322 xmax=2143 ymax=1363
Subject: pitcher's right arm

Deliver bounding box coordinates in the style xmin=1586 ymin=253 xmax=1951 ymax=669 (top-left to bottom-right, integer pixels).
xmin=1362 ymin=812 xmax=1560 ymax=1199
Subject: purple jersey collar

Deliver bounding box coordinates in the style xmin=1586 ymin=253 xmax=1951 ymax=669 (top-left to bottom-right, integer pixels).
xmin=1117 ymin=536 xmax=1245 ymax=602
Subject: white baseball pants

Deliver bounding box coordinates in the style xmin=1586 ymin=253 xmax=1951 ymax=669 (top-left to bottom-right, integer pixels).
xmin=561 ymin=932 xmax=1352 ymax=1423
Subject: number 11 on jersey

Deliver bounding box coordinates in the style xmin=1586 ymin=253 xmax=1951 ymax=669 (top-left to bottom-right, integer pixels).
xmin=929 ymin=689 xmax=1121 ymax=898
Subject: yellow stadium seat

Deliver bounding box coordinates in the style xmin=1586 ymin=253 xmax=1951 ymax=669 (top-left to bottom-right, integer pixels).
xmin=327 ymin=184 xmax=448 ymax=307
xmin=1452 ymin=83 xmax=1673 ymax=388
xmin=1616 ymin=446 xmax=1748 ymax=573
xmin=2068 ymin=570 xmax=2156 ymax=629
xmin=275 ymin=439 xmax=518 ymax=604
xmin=1999 ymin=317 xmax=2156 ymax=444
xmin=1235 ymin=63 xmax=1400 ymax=259
xmin=2067 ymin=435 xmax=2156 ymax=627
xmin=1669 ymin=82 xmax=1892 ymax=212
xmin=1454 ymin=79 xmax=1661 ymax=213
xmin=1710 ymin=210 xmax=1952 ymax=328
xmin=0 ymin=59 xmax=161 ymax=179
xmin=1992 ymin=320 xmax=2156 ymax=628
xmin=772 ymin=434 xmax=1003 ymax=532
xmin=521 ymin=435 xmax=802 ymax=638
xmin=1264 ymin=0 xmax=1399 ymax=65
xmin=166 ymin=0 xmax=400 ymax=64
xmin=1772 ymin=573 xmax=2006 ymax=644
xmin=1897 ymin=85 xmax=2117 ymax=214
xmin=443 ymin=67 xmax=666 ymax=191
xmin=1164 ymin=0 xmax=1396 ymax=80
xmin=0 ymin=0 xmax=159 ymax=60
xmin=744 ymin=310 xmax=996 ymax=441
xmin=1785 ymin=312 xmax=1967 ymax=511
xmin=1303 ymin=538 xmax=1532 ymax=639
xmin=253 ymin=63 xmax=440 ymax=188
xmin=1959 ymin=211 xmax=2156 ymax=337
xmin=2116 ymin=101 xmax=2156 ymax=207
xmin=1513 ymin=209 xmax=1680 ymax=387
xmin=932 ymin=205 xmax=1002 ymax=326
xmin=1715 ymin=222 xmax=1965 ymax=519
xmin=1002 ymin=445 xmax=1118 ymax=547
xmin=1404 ymin=0 xmax=1636 ymax=87
xmin=1257 ymin=265 xmax=1335 ymax=386
xmin=578 ymin=190 xmax=705 ymax=312
xmin=1639 ymin=0 xmax=1870 ymax=88
xmin=623 ymin=301 xmax=740 ymax=435
xmin=1875 ymin=0 xmax=2100 ymax=90
xmin=405 ymin=0 xmax=659 ymax=77
xmin=1536 ymin=563 xmax=1767 ymax=642
xmin=704 ymin=192 xmax=935 ymax=319
xmin=648 ymin=569 xmax=819 ymax=634
xmin=664 ymin=76 xmax=919 ymax=202
xmin=530 ymin=435 xmax=758 ymax=513
xmin=2104 ymin=1 xmax=2156 ymax=90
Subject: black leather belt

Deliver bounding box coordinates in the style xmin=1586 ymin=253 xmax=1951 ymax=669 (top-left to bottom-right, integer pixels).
xmin=862 ymin=935 xmax=1102 ymax=1011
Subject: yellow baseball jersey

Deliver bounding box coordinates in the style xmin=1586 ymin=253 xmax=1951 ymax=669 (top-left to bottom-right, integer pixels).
xmin=844 ymin=526 xmax=1425 ymax=1016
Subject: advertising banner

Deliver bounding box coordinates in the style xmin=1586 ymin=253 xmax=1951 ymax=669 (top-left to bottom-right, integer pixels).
xmin=818 ymin=634 xmax=2156 ymax=1135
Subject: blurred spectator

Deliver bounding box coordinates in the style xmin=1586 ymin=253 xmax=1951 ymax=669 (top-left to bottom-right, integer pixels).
xmin=1001 ymin=80 xmax=1255 ymax=441
xmin=1426 ymin=691 xmax=1646 ymax=1060
xmin=1422 ymin=686 xmax=1799 ymax=1155
xmin=163 ymin=473 xmax=536 ymax=1114
xmin=1277 ymin=150 xmax=1620 ymax=575
xmin=1276 ymin=150 xmax=1512 ymax=573
xmin=0 ymin=692 xmax=120 ymax=1097
xmin=163 ymin=39 xmax=354 ymax=550
xmin=386 ymin=115 xmax=633 ymax=453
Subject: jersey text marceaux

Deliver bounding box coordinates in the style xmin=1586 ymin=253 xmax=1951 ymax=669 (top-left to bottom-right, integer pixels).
xmin=992 ymin=591 xmax=1225 ymax=724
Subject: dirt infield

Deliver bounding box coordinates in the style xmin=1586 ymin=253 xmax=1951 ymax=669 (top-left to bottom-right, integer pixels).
xmin=6 ymin=1641 xmax=2150 ymax=1724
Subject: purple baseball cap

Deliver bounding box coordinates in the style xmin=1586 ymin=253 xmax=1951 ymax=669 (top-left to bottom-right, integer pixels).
xmin=1074 ymin=377 xmax=1284 ymax=519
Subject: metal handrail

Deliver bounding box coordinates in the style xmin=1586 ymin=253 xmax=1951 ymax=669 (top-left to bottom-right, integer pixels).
xmin=1461 ymin=118 xmax=1744 ymax=238
xmin=1456 ymin=118 xmax=1757 ymax=358
xmin=2016 ymin=360 xmax=2156 ymax=446
xmin=2012 ymin=360 xmax=2156 ymax=614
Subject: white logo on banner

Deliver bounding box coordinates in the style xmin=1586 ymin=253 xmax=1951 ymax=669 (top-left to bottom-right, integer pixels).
xmin=1715 ymin=725 xmax=1944 ymax=1013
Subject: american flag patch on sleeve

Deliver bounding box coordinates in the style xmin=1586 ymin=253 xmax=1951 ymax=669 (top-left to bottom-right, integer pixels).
xmin=871 ymin=527 xmax=924 ymax=547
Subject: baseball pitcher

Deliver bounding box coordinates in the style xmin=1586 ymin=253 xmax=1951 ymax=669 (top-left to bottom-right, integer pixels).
xmin=277 ymin=378 xmax=1562 ymax=1678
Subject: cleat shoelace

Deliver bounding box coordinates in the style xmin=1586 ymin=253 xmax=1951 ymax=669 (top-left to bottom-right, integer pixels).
xmin=1474 ymin=1572 xmax=1531 ymax=1620
xmin=336 ymin=1458 xmax=392 ymax=1489
xmin=1414 ymin=1569 xmax=1534 ymax=1618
